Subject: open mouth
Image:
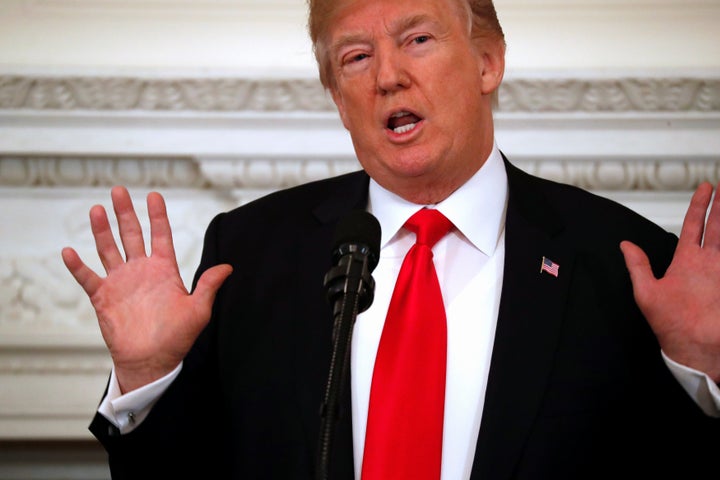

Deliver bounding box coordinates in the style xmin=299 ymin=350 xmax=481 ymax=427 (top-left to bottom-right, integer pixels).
xmin=387 ymin=111 xmax=423 ymax=134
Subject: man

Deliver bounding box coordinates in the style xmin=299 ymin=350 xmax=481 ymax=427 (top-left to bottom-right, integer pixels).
xmin=62 ymin=0 xmax=720 ymax=478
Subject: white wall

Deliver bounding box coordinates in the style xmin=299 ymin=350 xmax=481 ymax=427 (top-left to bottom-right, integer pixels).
xmin=2 ymin=0 xmax=719 ymax=72
xmin=0 ymin=1 xmax=719 ymax=478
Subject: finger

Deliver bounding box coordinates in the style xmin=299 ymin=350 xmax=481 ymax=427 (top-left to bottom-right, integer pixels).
xmin=701 ymin=181 xmax=720 ymax=249
xmin=191 ymin=264 xmax=233 ymax=314
xmin=89 ymin=204 xmax=124 ymax=272
xmin=147 ymin=191 xmax=178 ymax=262
xmin=61 ymin=247 xmax=103 ymax=297
xmin=619 ymin=240 xmax=656 ymax=309
xmin=677 ymin=182 xmax=713 ymax=249
xmin=111 ymin=186 xmax=147 ymax=260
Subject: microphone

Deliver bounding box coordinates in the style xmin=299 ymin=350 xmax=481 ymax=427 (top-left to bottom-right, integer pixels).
xmin=324 ymin=210 xmax=381 ymax=334
xmin=316 ymin=210 xmax=381 ymax=480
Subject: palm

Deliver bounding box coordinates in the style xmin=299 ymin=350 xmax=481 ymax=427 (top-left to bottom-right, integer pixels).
xmin=89 ymin=252 xmax=200 ymax=370
xmin=621 ymin=182 xmax=720 ymax=381
xmin=62 ymin=187 xmax=232 ymax=392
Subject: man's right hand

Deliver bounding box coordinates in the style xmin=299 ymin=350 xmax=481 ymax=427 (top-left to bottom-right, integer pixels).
xmin=61 ymin=186 xmax=232 ymax=394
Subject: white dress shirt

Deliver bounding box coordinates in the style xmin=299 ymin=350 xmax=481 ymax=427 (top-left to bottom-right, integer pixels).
xmin=352 ymin=144 xmax=508 ymax=480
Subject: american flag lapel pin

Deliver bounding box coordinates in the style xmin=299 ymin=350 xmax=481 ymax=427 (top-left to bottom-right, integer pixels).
xmin=540 ymin=256 xmax=559 ymax=277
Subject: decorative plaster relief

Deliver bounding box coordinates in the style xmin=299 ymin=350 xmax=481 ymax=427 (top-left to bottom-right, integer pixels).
xmin=0 ymin=254 xmax=94 ymax=329
xmin=0 ymin=76 xmax=335 ymax=112
xmin=0 ymin=156 xmax=204 ymax=187
xmin=2 ymin=75 xmax=719 ymax=113
xmin=1 ymin=156 xmax=717 ymax=192
xmin=498 ymin=78 xmax=720 ymax=112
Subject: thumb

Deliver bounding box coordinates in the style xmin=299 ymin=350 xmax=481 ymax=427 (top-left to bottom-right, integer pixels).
xmin=192 ymin=264 xmax=234 ymax=310
xmin=619 ymin=240 xmax=656 ymax=308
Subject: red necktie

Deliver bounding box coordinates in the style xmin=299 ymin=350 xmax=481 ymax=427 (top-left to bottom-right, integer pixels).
xmin=361 ymin=208 xmax=453 ymax=480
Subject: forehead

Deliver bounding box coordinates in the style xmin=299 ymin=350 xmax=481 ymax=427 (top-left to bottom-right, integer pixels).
xmin=327 ymin=0 xmax=462 ymax=41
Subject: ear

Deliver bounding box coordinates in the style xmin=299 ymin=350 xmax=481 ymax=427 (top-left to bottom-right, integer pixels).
xmin=476 ymin=38 xmax=506 ymax=96
xmin=330 ymin=87 xmax=351 ymax=130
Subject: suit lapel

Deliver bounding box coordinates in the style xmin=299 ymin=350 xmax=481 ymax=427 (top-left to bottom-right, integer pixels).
xmin=291 ymin=171 xmax=370 ymax=480
xmin=470 ymin=160 xmax=576 ymax=479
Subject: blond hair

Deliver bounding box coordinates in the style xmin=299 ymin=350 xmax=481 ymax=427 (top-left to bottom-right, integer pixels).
xmin=306 ymin=0 xmax=505 ymax=90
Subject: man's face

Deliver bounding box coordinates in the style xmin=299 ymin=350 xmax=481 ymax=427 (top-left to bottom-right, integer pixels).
xmin=327 ymin=0 xmax=504 ymax=204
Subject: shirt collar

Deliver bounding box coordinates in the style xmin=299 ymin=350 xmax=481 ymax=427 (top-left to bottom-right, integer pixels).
xmin=367 ymin=143 xmax=508 ymax=256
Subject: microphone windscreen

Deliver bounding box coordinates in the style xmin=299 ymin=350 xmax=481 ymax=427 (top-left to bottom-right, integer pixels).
xmin=332 ymin=210 xmax=381 ymax=272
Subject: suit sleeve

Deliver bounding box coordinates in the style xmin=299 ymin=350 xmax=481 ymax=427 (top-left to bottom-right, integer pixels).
xmin=88 ymin=212 xmax=231 ymax=480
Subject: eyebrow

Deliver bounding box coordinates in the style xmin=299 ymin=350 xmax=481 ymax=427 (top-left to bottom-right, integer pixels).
xmin=330 ymin=32 xmax=372 ymax=59
xmin=387 ymin=14 xmax=440 ymax=37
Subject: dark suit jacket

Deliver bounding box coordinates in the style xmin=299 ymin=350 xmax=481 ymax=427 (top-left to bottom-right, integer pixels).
xmin=91 ymin=158 xmax=718 ymax=479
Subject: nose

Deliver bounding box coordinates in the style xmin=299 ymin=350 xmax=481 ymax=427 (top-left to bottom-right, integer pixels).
xmin=375 ymin=49 xmax=410 ymax=95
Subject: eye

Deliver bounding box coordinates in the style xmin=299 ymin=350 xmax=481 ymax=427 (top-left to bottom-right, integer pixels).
xmin=412 ymin=35 xmax=431 ymax=45
xmin=340 ymin=50 xmax=370 ymax=67
xmin=349 ymin=53 xmax=369 ymax=64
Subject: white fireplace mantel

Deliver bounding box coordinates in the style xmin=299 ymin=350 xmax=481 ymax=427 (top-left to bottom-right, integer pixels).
xmin=1 ymin=71 xmax=719 ymax=444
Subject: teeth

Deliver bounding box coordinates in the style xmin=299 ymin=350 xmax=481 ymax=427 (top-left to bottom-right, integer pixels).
xmin=391 ymin=111 xmax=410 ymax=118
xmin=394 ymin=123 xmax=416 ymax=134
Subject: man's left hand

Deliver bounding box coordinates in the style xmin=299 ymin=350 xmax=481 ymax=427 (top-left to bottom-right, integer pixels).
xmin=621 ymin=181 xmax=720 ymax=383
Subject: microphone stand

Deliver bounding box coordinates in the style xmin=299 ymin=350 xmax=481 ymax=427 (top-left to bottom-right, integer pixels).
xmin=316 ymin=247 xmax=375 ymax=480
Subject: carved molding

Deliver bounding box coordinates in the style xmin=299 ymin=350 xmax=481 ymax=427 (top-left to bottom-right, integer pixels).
xmin=1 ymin=155 xmax=718 ymax=191
xmin=0 ymin=206 xmax=208 ymax=335
xmin=0 ymin=76 xmax=335 ymax=112
xmin=0 ymin=347 xmax=111 ymax=374
xmin=1 ymin=75 xmax=719 ymax=113
xmin=0 ymin=156 xmax=205 ymax=187
xmin=498 ymin=77 xmax=720 ymax=112
xmin=508 ymin=158 xmax=720 ymax=191
xmin=0 ymin=155 xmax=362 ymax=189
xmin=0 ymin=253 xmax=102 ymax=331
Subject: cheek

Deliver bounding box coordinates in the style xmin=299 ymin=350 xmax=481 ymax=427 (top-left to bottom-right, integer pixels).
xmin=333 ymin=93 xmax=364 ymax=132
xmin=335 ymin=81 xmax=369 ymax=118
xmin=333 ymin=103 xmax=348 ymax=129
xmin=343 ymin=99 xmax=376 ymax=133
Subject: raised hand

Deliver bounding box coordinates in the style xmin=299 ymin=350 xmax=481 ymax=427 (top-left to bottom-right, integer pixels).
xmin=621 ymin=181 xmax=720 ymax=382
xmin=61 ymin=186 xmax=233 ymax=393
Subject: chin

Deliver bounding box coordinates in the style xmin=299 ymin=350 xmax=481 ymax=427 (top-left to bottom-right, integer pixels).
xmin=388 ymin=148 xmax=441 ymax=174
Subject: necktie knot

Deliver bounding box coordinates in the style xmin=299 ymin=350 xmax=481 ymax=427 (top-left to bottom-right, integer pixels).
xmin=405 ymin=208 xmax=452 ymax=248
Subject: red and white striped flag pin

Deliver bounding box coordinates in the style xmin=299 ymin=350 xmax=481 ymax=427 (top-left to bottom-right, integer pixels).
xmin=540 ymin=256 xmax=559 ymax=277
